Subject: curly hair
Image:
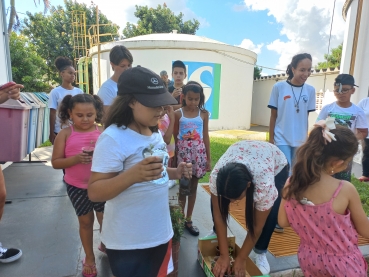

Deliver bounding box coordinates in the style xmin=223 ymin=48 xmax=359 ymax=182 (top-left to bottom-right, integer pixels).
xmin=55 ymin=56 xmax=74 ymax=72
xmin=59 ymin=94 xmax=104 ymax=126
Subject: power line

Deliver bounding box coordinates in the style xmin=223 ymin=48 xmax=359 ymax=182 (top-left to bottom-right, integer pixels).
xmin=323 ymin=0 xmax=336 ymax=91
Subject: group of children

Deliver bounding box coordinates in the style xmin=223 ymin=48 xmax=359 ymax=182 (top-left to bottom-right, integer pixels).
xmin=266 ymin=52 xmax=369 ymax=276
xmin=45 ymin=46 xmax=369 ymax=277
xmin=47 ymin=48 xmax=210 ymax=277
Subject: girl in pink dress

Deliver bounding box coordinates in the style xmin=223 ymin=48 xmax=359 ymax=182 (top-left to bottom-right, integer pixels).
xmin=278 ymin=118 xmax=369 ymax=276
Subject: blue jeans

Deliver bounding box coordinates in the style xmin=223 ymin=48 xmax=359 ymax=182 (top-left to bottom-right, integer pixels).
xmin=362 ymin=138 xmax=369 ymax=177
xmin=277 ymin=145 xmax=298 ymax=176
xmin=211 ymin=165 xmax=289 ymax=254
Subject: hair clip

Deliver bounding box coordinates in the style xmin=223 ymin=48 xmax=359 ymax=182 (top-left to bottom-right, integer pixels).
xmin=313 ymin=117 xmax=336 ymax=144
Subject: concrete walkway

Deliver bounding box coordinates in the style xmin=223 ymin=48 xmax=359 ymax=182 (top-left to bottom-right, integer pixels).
xmin=1 ymin=126 xmax=368 ymax=276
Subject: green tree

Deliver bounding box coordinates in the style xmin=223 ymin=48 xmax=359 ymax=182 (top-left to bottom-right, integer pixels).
xmin=22 ymin=0 xmax=119 ymax=90
xmin=123 ymin=4 xmax=200 ymax=38
xmin=9 ymin=32 xmax=50 ymax=92
xmin=316 ymin=44 xmax=342 ymax=69
xmin=254 ymin=66 xmax=262 ymax=79
xmin=7 ymin=0 xmax=50 ymax=33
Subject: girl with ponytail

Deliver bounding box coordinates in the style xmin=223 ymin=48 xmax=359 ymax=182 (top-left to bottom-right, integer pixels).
xmin=268 ymin=53 xmax=315 ymax=172
xmin=279 ymin=119 xmax=369 ymax=276
xmin=51 ymin=94 xmax=105 ymax=277
xmin=210 ymin=141 xmax=288 ymax=277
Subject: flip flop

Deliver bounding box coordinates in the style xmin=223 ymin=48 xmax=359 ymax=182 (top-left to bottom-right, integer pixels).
xmin=359 ymin=176 xmax=369 ymax=182
xmin=82 ymin=258 xmax=97 ymax=277
xmin=98 ymin=243 xmax=106 ymax=254
xmin=185 ymin=221 xmax=199 ymax=236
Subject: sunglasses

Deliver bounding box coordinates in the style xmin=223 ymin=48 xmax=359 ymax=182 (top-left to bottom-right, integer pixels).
xmin=333 ymin=88 xmax=352 ymax=94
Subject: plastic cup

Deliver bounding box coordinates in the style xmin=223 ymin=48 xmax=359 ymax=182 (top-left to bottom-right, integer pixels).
xmin=155 ymin=154 xmax=165 ymax=163
xmin=82 ymin=146 xmax=94 ymax=156
xmin=143 ymin=152 xmax=152 ymax=159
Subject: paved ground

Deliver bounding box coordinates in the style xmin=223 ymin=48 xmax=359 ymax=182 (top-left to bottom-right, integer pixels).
xmin=1 ymin=127 xmax=368 ymax=277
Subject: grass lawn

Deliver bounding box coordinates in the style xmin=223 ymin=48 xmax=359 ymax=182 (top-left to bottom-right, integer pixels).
xmin=351 ymin=177 xmax=369 ymax=215
xmin=201 ymin=137 xmax=242 ymax=183
xmin=38 ymin=140 xmax=52 ymax=148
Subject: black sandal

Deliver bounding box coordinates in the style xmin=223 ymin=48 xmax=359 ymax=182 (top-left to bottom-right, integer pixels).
xmin=185 ymin=221 xmax=199 ymax=236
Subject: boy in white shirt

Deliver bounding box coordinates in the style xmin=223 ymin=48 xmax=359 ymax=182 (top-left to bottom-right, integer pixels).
xmin=318 ymin=74 xmax=368 ymax=181
xmin=97 ymin=45 xmax=133 ymax=122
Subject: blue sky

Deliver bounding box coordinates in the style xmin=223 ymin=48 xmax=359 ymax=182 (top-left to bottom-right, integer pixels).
xmin=14 ymin=0 xmax=345 ymax=76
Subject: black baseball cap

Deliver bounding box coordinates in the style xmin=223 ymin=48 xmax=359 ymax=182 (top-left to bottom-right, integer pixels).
xmin=117 ymin=66 xmax=178 ymax=107
xmin=334 ymin=74 xmax=358 ymax=87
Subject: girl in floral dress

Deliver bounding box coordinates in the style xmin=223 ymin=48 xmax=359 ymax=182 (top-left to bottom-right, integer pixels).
xmin=173 ymin=81 xmax=211 ymax=236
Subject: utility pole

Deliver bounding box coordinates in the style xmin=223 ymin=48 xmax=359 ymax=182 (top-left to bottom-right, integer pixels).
xmin=0 ymin=0 xmax=12 ymax=84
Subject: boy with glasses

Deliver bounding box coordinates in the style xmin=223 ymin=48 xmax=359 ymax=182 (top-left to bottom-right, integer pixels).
xmin=317 ymin=74 xmax=368 ymax=181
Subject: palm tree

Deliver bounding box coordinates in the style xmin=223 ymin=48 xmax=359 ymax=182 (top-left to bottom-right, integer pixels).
xmin=7 ymin=0 xmax=50 ymax=33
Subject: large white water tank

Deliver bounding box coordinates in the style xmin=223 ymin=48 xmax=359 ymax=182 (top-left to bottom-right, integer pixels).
xmin=89 ymin=33 xmax=257 ymax=130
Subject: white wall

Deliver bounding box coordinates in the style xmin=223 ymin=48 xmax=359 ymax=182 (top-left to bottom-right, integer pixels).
xmin=251 ymin=72 xmax=339 ymax=128
xmin=91 ymin=45 xmax=255 ymax=130
xmin=341 ymin=0 xmax=369 ymax=103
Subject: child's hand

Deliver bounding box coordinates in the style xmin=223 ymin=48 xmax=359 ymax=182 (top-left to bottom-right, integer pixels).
xmin=76 ymin=152 xmax=92 ymax=164
xmin=164 ymin=105 xmax=175 ymax=121
xmin=172 ymin=88 xmax=182 ymax=99
xmin=130 ymin=156 xmax=164 ymax=183
xmin=176 ymin=162 xmax=192 ymax=179
xmin=206 ymin=159 xmax=212 ymax=172
xmin=232 ymin=256 xmax=246 ymax=277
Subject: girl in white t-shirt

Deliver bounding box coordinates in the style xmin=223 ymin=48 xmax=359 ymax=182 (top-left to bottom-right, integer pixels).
xmin=268 ymin=53 xmax=316 ymax=172
xmin=88 ymin=66 xmax=192 ymax=277
xmin=48 ymin=56 xmax=82 ymax=144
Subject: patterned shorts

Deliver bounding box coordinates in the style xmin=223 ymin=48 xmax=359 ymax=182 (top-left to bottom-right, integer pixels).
xmin=177 ymin=139 xmax=207 ymax=179
xmin=66 ymin=183 xmax=105 ymax=216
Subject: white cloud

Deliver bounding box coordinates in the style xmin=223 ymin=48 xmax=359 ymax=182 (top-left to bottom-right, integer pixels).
xmin=78 ymin=0 xmax=209 ymax=32
xmin=237 ymin=39 xmax=264 ymax=54
xmin=243 ymin=0 xmax=345 ymax=69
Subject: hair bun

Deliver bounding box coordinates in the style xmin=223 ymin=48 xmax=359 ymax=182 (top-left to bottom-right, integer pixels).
xmin=55 ymin=56 xmax=73 ymax=71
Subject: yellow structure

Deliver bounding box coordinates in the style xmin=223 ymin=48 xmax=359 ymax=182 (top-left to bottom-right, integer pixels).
xmin=71 ymin=10 xmax=89 ymax=93
xmin=71 ymin=7 xmax=119 ymax=94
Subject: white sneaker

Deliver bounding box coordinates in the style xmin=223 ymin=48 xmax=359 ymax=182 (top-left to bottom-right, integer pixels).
xmin=200 ymin=230 xmax=217 ymax=240
xmin=253 ymin=252 xmax=270 ymax=275
xmin=168 ymin=180 xmax=176 ymax=189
